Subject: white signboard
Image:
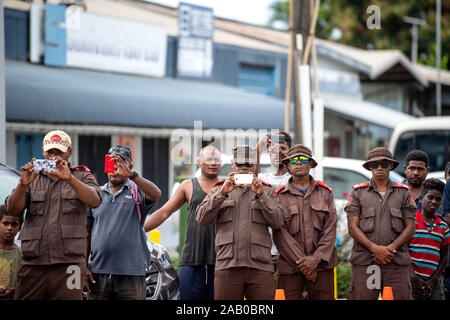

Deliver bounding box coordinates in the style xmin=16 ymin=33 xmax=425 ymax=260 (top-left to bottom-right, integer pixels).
xmin=66 ymin=11 xmax=167 ymax=77
xmin=177 ymin=3 xmax=214 ymax=79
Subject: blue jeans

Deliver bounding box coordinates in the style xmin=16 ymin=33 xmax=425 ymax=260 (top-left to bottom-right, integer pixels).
xmin=178 ymin=265 xmax=214 ymax=300
xmin=444 ymin=275 xmax=450 ymax=301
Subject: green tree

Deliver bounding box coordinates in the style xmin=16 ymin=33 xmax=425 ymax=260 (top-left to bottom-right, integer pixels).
xmin=268 ymin=0 xmax=450 ymax=69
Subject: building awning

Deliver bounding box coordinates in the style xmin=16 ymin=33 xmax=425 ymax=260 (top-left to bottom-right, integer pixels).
xmin=6 ymin=60 xmax=414 ymax=132
xmin=322 ymin=93 xmax=415 ymax=129
xmin=6 ymin=60 xmax=292 ymax=130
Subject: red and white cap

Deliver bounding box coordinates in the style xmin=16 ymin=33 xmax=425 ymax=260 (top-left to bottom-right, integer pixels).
xmin=42 ymin=130 xmax=72 ymax=153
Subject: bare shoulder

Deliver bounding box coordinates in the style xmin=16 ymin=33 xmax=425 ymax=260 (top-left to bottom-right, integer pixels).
xmin=179 ymin=179 xmax=193 ymax=199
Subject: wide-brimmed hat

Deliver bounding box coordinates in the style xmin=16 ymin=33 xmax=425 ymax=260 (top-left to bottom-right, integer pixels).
xmin=281 ymin=144 xmax=317 ymax=168
xmin=362 ymin=147 xmax=399 ymax=170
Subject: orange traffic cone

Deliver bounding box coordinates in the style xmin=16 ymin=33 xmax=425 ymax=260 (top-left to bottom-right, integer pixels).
xmin=275 ymin=289 xmax=286 ymax=300
xmin=382 ymin=286 xmax=394 ymax=300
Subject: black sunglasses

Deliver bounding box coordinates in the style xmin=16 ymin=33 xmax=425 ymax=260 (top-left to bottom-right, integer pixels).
xmin=369 ymin=159 xmax=391 ymax=169
xmin=235 ymin=162 xmax=254 ymax=168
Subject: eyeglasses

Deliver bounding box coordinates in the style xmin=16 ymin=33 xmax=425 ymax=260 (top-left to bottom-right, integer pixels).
xmin=288 ymin=156 xmax=309 ymax=164
xmin=235 ymin=162 xmax=255 ymax=168
xmin=368 ymin=159 xmax=391 ymax=169
xmin=203 ymin=157 xmax=221 ymax=164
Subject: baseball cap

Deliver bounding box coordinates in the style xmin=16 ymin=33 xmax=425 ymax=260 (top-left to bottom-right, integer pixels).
xmin=42 ymin=130 xmax=72 ymax=153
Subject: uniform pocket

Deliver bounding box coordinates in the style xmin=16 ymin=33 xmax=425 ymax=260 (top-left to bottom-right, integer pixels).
xmin=61 ymin=191 xmax=80 ymax=214
xmin=359 ymin=207 xmax=375 ymax=233
xmin=219 ymin=199 xmax=235 ymax=209
xmin=215 ymin=230 xmax=234 ymax=260
xmin=250 ymin=231 xmax=271 ymax=263
xmin=61 ymin=225 xmax=88 ymax=256
xmin=18 ymin=227 xmax=42 ymax=259
xmin=285 ymin=205 xmax=300 ymax=235
xmin=251 ymin=201 xmax=266 ymax=225
xmin=29 ymin=191 xmax=46 ymax=215
xmin=311 ymin=202 xmax=329 ymax=231
xmin=390 ymin=208 xmax=404 ymax=234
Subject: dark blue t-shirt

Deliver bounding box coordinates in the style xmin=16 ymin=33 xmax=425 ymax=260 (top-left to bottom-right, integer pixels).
xmin=87 ymin=181 xmax=154 ymax=276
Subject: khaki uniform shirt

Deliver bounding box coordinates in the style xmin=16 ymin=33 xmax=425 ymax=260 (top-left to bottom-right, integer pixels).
xmin=12 ymin=166 xmax=102 ymax=265
xmin=196 ymin=181 xmax=284 ymax=273
xmin=344 ymin=179 xmax=417 ymax=266
xmin=273 ymin=177 xmax=338 ymax=275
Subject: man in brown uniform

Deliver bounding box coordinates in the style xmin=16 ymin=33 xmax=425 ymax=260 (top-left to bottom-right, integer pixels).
xmin=273 ymin=144 xmax=338 ymax=300
xmin=196 ymin=145 xmax=284 ymax=300
xmin=6 ymin=130 xmax=102 ymax=300
xmin=345 ymin=147 xmax=416 ymax=300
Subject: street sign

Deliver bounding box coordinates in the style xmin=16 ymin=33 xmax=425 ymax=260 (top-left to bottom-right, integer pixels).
xmin=176 ymin=2 xmax=214 ymax=80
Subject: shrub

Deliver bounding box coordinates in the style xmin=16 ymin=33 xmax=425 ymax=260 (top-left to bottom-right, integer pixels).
xmin=336 ymin=262 xmax=352 ymax=299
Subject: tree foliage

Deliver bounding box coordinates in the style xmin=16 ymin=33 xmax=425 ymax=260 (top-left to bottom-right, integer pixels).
xmin=268 ymin=0 xmax=450 ymax=69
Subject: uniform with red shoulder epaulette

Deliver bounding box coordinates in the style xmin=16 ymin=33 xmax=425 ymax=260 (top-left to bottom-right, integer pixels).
xmin=14 ymin=163 xmax=102 ymax=267
xmin=196 ymin=174 xmax=284 ymax=300
xmin=272 ymin=176 xmax=338 ymax=300
xmin=344 ymin=178 xmax=417 ymax=300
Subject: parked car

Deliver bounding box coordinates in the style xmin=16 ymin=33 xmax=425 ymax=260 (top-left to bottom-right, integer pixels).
xmin=194 ymin=154 xmax=404 ymax=199
xmin=182 ymin=154 xmax=402 ymax=260
xmin=389 ymin=116 xmax=450 ymax=177
xmin=0 ymin=162 xmax=179 ymax=300
xmin=145 ymin=241 xmax=179 ymax=300
xmin=0 ymin=162 xmax=21 ymax=205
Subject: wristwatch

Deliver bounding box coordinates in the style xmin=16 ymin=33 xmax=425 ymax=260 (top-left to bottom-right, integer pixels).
xmin=130 ymin=171 xmax=139 ymax=180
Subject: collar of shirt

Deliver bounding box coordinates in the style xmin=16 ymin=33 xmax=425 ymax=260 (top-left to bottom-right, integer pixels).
xmin=368 ymin=178 xmax=395 ymax=194
xmin=101 ymin=180 xmax=130 ymax=199
xmin=283 ymin=175 xmax=316 ymax=198
xmin=416 ymin=209 xmax=443 ymax=228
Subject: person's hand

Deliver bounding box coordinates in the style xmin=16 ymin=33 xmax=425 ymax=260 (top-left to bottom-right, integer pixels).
xmin=304 ymin=271 xmax=317 ymax=282
xmin=19 ymin=159 xmax=39 ymax=187
xmin=297 ymin=256 xmax=321 ymax=275
xmin=48 ymin=157 xmax=72 ymax=182
xmin=109 ymin=153 xmax=133 ymax=178
xmin=257 ymin=134 xmax=270 ymax=152
xmin=247 ymin=175 xmax=263 ymax=196
xmin=220 ymin=172 xmax=238 ymax=196
xmin=83 ymin=268 xmax=96 ymax=293
xmin=297 ymin=267 xmax=317 ymax=281
xmin=0 ymin=287 xmax=14 ymax=297
xmin=370 ymin=244 xmax=395 ymax=264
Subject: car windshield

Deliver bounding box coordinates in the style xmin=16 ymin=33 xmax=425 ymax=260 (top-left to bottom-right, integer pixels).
xmin=323 ymin=167 xmax=368 ymax=199
xmin=393 ymin=130 xmax=450 ymax=174
xmin=0 ymin=164 xmax=20 ymax=204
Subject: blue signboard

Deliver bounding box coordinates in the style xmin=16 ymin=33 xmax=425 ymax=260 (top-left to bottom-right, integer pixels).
xmin=177 ymin=2 xmax=214 ymax=80
xmin=44 ymin=4 xmax=67 ymax=67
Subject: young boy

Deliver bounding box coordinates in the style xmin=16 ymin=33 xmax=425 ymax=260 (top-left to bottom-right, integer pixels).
xmin=409 ymin=178 xmax=449 ymax=300
xmin=0 ymin=205 xmax=22 ymax=300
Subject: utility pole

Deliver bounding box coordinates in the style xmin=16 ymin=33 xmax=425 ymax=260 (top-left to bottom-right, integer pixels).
xmin=292 ymin=0 xmax=311 ymax=145
xmin=403 ymin=16 xmax=426 ymax=64
xmin=436 ymin=0 xmax=441 ymax=116
xmin=0 ymin=0 xmax=6 ymax=163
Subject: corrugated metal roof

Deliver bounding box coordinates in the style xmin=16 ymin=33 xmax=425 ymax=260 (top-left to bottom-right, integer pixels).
xmin=5 ymin=60 xmax=291 ymax=130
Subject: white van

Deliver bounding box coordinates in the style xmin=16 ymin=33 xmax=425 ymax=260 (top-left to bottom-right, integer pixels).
xmin=389 ymin=116 xmax=450 ymax=179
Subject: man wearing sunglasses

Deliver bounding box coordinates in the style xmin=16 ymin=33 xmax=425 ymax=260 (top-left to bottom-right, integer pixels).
xmin=345 ymin=147 xmax=417 ymax=300
xmin=272 ymin=144 xmax=338 ymax=300
xmin=196 ymin=145 xmax=284 ymax=300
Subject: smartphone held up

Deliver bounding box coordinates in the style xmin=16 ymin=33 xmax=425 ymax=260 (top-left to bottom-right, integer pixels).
xmin=104 ymin=154 xmax=115 ymax=174
xmin=233 ymin=174 xmax=253 ymax=185
xmin=33 ymin=159 xmax=56 ymax=172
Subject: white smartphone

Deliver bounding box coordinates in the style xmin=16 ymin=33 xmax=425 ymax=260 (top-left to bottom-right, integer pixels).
xmin=233 ymin=174 xmax=254 ymax=185
xmin=33 ymin=159 xmax=56 ymax=172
